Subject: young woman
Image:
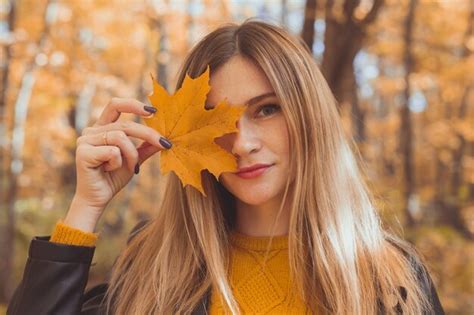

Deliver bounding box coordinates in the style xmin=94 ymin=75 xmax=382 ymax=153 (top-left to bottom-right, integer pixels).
xmin=8 ymin=20 xmax=444 ymax=315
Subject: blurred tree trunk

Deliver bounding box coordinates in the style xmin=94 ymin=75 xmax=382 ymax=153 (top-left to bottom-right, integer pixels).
xmin=321 ymin=0 xmax=383 ymax=144
xmin=469 ymin=142 xmax=474 ymax=201
xmin=400 ymin=0 xmax=417 ymax=227
xmin=3 ymin=64 xmax=35 ymax=304
xmin=0 ymin=0 xmax=16 ymax=206
xmin=0 ymin=5 xmax=16 ymax=301
xmin=0 ymin=6 xmax=14 ymax=298
xmin=63 ymin=11 xmax=97 ymax=193
xmin=377 ymin=61 xmax=396 ymax=177
xmin=63 ymin=81 xmax=95 ymax=188
xmin=450 ymin=87 xmax=471 ymax=200
xmin=440 ymin=4 xmax=473 ymax=238
xmin=73 ymin=83 xmax=95 ymax=135
xmin=155 ymin=20 xmax=168 ymax=91
xmin=301 ymin=0 xmax=317 ymax=51
xmin=0 ymin=5 xmax=16 ymax=304
xmin=450 ymin=3 xmax=472 ymax=202
xmin=150 ymin=17 xmax=168 ymax=213
xmin=0 ymin=1 xmax=16 ymax=303
xmin=0 ymin=1 xmax=52 ymax=302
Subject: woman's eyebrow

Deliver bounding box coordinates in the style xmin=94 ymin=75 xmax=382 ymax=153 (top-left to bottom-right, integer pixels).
xmin=205 ymin=92 xmax=276 ymax=109
xmin=246 ymin=92 xmax=276 ymax=106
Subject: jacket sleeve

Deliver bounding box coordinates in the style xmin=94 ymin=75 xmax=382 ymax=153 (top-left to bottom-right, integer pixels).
xmin=6 ymin=236 xmax=95 ymax=315
xmin=391 ymin=251 xmax=445 ymax=315
xmin=7 ymin=220 xmax=150 ymax=315
xmin=412 ymin=256 xmax=445 ymax=315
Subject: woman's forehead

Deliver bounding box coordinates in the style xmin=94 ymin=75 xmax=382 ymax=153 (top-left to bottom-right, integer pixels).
xmin=207 ymin=56 xmax=274 ymax=107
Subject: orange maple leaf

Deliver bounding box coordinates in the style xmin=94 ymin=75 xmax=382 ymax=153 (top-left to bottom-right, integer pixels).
xmin=144 ymin=66 xmax=246 ymax=196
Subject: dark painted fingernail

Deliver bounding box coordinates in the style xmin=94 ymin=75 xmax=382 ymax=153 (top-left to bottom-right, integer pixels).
xmin=159 ymin=137 xmax=172 ymax=149
xmin=144 ymin=106 xmax=157 ymax=114
xmin=134 ymin=163 xmax=140 ymax=174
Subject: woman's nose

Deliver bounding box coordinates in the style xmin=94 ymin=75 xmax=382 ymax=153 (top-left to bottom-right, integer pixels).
xmin=230 ymin=119 xmax=260 ymax=157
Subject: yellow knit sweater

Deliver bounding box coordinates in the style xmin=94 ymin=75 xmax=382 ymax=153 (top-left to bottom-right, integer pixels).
xmin=49 ymin=220 xmax=308 ymax=314
xmin=209 ymin=230 xmax=308 ymax=314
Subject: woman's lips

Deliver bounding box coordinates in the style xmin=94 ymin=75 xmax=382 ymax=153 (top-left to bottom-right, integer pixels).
xmin=235 ymin=165 xmax=272 ymax=179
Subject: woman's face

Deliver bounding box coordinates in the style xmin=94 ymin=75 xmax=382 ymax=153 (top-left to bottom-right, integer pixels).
xmin=207 ymin=55 xmax=291 ymax=206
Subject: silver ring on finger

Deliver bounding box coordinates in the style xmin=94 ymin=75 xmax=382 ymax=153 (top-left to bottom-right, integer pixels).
xmin=103 ymin=131 xmax=109 ymax=146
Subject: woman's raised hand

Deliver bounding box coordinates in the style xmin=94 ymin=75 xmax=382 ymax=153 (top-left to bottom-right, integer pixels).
xmin=64 ymin=98 xmax=172 ymax=232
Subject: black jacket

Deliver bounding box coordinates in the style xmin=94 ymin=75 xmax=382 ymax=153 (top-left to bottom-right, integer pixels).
xmin=7 ymin=221 xmax=444 ymax=315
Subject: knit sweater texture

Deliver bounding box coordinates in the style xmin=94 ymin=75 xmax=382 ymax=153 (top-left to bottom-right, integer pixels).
xmin=49 ymin=221 xmax=308 ymax=314
xmin=209 ymin=230 xmax=308 ymax=314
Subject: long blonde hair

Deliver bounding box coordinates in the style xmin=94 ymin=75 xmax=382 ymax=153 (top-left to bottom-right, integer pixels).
xmin=105 ymin=19 xmax=433 ymax=314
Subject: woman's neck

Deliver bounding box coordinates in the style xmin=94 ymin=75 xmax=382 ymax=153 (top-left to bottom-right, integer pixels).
xmin=234 ymin=199 xmax=290 ymax=237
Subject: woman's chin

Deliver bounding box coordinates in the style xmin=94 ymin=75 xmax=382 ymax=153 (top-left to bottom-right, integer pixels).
xmin=219 ymin=174 xmax=278 ymax=205
xmin=229 ymin=189 xmax=275 ymax=206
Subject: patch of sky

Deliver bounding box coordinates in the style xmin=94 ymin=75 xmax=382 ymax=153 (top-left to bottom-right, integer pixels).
xmin=313 ymin=41 xmax=325 ymax=56
xmin=46 ymin=3 xmax=58 ymax=23
xmin=282 ymin=0 xmax=305 ymax=33
xmin=229 ymin=0 xmax=305 ymax=32
xmin=246 ymin=1 xmax=321 ymax=57
xmin=354 ymin=50 xmax=379 ymax=99
xmin=0 ymin=21 xmax=8 ymax=45
xmin=360 ymin=84 xmax=374 ymax=99
xmin=315 ymin=19 xmax=325 ymax=33
xmin=257 ymin=3 xmax=273 ymax=21
xmin=409 ymin=90 xmax=427 ymax=112
xmin=188 ymin=0 xmax=204 ymax=16
xmin=312 ymin=19 xmax=326 ymax=58
xmin=230 ymin=1 xmax=258 ymax=22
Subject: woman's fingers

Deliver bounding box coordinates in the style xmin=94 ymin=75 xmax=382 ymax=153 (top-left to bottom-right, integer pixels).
xmin=95 ymin=98 xmax=156 ymax=126
xmin=82 ymin=120 xmax=171 ymax=150
xmin=77 ymin=143 xmax=123 ymax=172
xmin=77 ymin=130 xmax=140 ymax=172
xmin=77 ymin=97 xmax=170 ymax=174
xmin=77 ymin=138 xmax=161 ymax=174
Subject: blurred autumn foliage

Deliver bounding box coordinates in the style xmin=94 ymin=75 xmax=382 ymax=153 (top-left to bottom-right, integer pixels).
xmin=0 ymin=0 xmax=473 ymax=313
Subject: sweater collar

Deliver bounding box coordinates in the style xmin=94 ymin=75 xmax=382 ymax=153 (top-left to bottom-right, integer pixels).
xmin=229 ymin=230 xmax=289 ymax=251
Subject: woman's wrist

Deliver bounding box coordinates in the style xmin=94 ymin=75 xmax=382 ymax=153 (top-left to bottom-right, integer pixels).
xmin=63 ymin=196 xmax=103 ymax=233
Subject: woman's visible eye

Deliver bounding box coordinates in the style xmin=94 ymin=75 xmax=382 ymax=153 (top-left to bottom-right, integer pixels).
xmin=255 ymin=104 xmax=280 ymax=118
